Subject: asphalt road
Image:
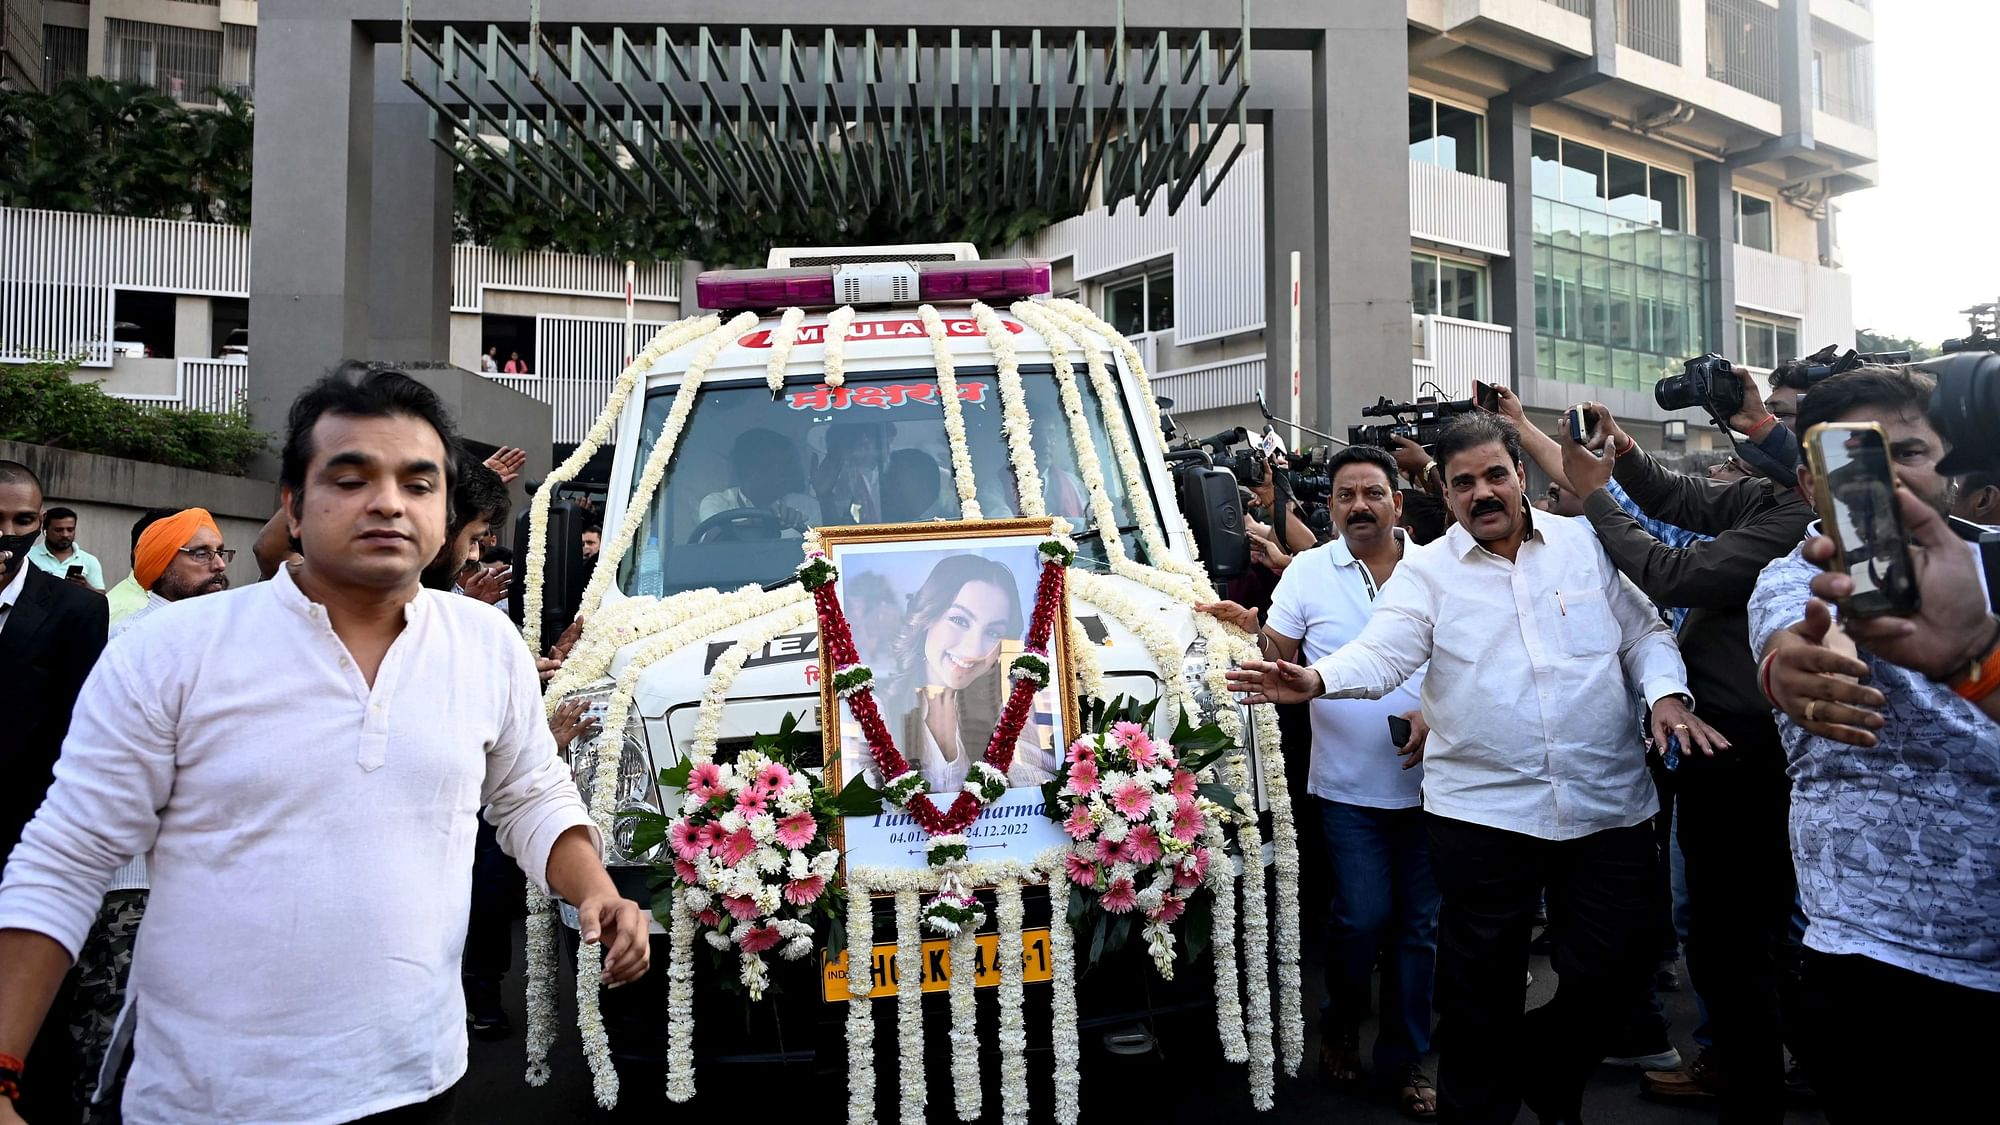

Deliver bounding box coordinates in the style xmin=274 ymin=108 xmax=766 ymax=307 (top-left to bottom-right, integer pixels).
xmin=457 ymin=924 xmax=1831 ymax=1124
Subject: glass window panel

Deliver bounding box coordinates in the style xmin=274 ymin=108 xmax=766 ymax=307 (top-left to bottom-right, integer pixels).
xmin=1584 ymin=343 xmax=1612 ymax=387
xmin=1106 ymin=279 xmax=1145 ymax=337
xmin=1608 ymin=222 xmax=1637 ymax=265
xmin=1776 ymin=325 xmax=1799 ymax=365
xmin=1736 ymin=193 xmax=1774 ymax=251
xmin=1614 ymin=348 xmax=1640 ymax=390
xmin=1636 ymin=226 xmax=1662 ymax=270
xmin=1536 ymin=334 xmax=1554 ymax=380
xmin=1409 ymin=93 xmax=1436 ymax=166
xmin=1743 ymin=319 xmax=1778 ymax=370
xmin=1582 ymin=255 xmax=1610 ymax=344
xmin=1608 ymin=263 xmax=1636 ymax=349
xmin=1606 ymin=154 xmax=1651 ymax=222
xmin=1651 ymin=171 xmax=1686 ymax=231
xmin=1411 ymin=253 xmax=1440 ymax=315
xmin=1660 ymin=283 xmax=1687 ymax=355
xmin=1436 ymin=103 xmax=1484 ymax=176
xmin=1636 ymin=268 xmax=1662 ymax=351
xmin=1532 ymin=130 xmax=1562 ymax=197
xmin=1146 ymin=271 xmax=1174 ymax=332
xmin=1442 ymin=260 xmax=1486 ymax=320
xmin=1659 ymin=235 xmax=1684 ymax=274
xmin=1556 ymin=338 xmax=1584 ymax=382
xmin=1560 ymin=137 xmax=1607 ymax=209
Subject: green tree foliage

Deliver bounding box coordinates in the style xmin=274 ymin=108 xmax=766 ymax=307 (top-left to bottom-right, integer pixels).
xmin=1856 ymin=329 xmax=1936 ymax=361
xmin=0 ymin=357 xmax=268 ymax=476
xmin=0 ymin=78 xmax=254 ymax=224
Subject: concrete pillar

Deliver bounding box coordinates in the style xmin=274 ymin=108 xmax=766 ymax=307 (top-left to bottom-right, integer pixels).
xmin=1487 ymin=95 xmax=1537 ymax=386
xmin=1263 ymin=102 xmax=1319 ymax=430
xmin=247 ymin=3 xmax=375 ymax=466
xmin=174 ymin=295 xmax=212 ymax=359
xmin=367 ymin=42 xmax=453 ymax=364
xmin=1778 ymin=0 xmax=1816 ymax=146
xmin=1694 ymin=160 xmax=1736 ymax=357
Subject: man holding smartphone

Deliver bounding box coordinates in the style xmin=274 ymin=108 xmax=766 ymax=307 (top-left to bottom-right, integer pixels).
xmin=1230 ymin=413 xmax=1722 ymax=1125
xmin=1550 ymin=399 xmax=1812 ymax=1124
xmin=1747 ymin=366 xmax=1998 ymax=1123
xmin=1200 ymin=444 xmax=1436 ymax=1117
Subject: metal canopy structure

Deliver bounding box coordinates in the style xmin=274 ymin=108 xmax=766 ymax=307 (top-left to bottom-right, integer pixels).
xmin=399 ymin=1 xmax=1252 ymax=228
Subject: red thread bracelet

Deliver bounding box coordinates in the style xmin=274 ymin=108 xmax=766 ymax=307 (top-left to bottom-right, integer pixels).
xmin=1758 ymin=648 xmax=1781 ymax=708
xmin=1744 ymin=413 xmax=1778 ymax=440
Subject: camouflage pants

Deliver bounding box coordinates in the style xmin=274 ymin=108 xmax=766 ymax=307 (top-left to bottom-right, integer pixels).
xmin=71 ymin=889 xmax=147 ymax=1124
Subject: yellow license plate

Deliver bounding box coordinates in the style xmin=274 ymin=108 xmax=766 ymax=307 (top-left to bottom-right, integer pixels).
xmin=821 ymin=928 xmax=1053 ymax=1002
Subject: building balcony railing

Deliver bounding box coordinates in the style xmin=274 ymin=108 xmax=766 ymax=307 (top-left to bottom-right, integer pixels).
xmin=112 ymin=358 xmax=247 ymax=416
xmin=1618 ymin=0 xmax=1682 ymax=65
xmin=1409 ymin=160 xmax=1511 ymax=257
xmin=1544 ymin=0 xmax=1595 ymax=15
xmin=1706 ymin=0 xmax=1780 ymax=102
xmin=1412 ymin=314 xmax=1513 ymax=401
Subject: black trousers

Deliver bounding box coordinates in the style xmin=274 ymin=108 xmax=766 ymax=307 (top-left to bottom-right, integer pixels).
xmin=1675 ymin=709 xmax=1797 ymax=1125
xmin=463 ymin=817 xmax=516 ymax=981
xmin=18 ymin=967 xmax=81 ymax=1125
xmin=1791 ymin=951 xmax=2000 ymax=1123
xmin=1428 ymin=814 xmax=1664 ymax=1125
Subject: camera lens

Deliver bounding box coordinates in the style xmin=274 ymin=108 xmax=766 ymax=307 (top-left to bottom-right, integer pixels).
xmin=1654 ymin=372 xmax=1699 ymax=412
xmin=1927 ymin=351 xmax=2000 ymax=476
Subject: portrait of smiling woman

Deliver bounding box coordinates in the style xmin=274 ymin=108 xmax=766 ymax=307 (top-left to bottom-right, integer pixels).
xmin=834 ymin=545 xmax=1064 ymax=796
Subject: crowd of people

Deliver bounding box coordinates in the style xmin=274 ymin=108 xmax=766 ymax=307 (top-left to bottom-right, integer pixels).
xmin=0 ymin=351 xmax=1994 ymax=1125
xmin=1222 ymin=357 xmax=1998 ymax=1124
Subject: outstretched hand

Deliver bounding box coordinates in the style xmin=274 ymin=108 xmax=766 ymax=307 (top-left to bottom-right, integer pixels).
xmin=1225 ymin=658 xmax=1323 ymax=706
xmin=1765 ymin=600 xmax=1883 ymax=746
xmin=1648 ymin=695 xmax=1731 ymax=758
xmin=482 ymin=446 xmax=528 ymax=484
xmin=576 ymin=893 xmax=651 ymax=985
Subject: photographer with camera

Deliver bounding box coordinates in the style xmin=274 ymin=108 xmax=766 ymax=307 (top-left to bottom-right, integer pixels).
xmin=1532 ymin=393 xmax=1812 ymax=1124
xmin=1229 ymin=413 xmax=1725 ymax=1125
xmin=1746 ymin=365 xmax=1998 ymax=1122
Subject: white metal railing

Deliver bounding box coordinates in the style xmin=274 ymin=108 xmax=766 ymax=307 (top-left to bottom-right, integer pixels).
xmin=1152 ymin=354 xmax=1265 ymax=415
xmin=1414 ymin=314 xmax=1513 ymax=400
xmin=1408 ymin=160 xmax=1511 ymax=257
xmin=1410 ymin=357 xmax=1438 ymax=400
xmin=451 ymin=244 xmax=679 ymax=312
xmin=1707 ymin=0 xmax=1780 ymax=102
xmin=482 ymin=314 xmax=671 ymax=442
xmin=109 ymin=358 xmax=248 ymax=414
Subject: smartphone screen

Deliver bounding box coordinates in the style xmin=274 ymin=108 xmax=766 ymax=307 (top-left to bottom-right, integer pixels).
xmin=1805 ymin=422 xmax=1921 ymax=618
xmin=1474 ymin=381 xmax=1501 ymax=413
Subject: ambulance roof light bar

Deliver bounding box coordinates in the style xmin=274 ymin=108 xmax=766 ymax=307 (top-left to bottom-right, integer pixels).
xmin=695 ymin=259 xmax=1051 ymax=313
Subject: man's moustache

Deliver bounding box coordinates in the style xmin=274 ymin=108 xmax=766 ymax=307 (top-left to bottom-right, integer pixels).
xmin=1471 ymin=500 xmax=1505 ymax=517
xmin=1345 ymin=512 xmax=1377 ymax=526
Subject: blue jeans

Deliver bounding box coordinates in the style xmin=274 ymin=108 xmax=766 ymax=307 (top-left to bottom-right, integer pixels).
xmin=1319 ymin=798 xmax=1440 ymax=1071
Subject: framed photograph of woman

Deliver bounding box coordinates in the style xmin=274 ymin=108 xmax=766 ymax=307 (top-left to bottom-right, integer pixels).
xmin=819 ymin=517 xmax=1077 ymax=873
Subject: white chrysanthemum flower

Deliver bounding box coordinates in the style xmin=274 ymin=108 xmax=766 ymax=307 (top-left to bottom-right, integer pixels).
xmin=749 ymin=814 xmax=778 ymax=843
xmin=718 ymin=810 xmax=746 ymax=834
xmin=753 ymin=846 xmax=784 ymax=874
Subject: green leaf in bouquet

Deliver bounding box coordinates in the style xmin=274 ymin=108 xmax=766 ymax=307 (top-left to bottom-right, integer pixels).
xmin=624 ymin=808 xmax=671 ymax=856
xmin=1180 ymin=888 xmax=1215 ymax=963
xmin=1197 ymin=782 xmax=1239 ymax=810
xmin=830 ymin=775 xmax=889 ymax=817
xmin=657 ymin=759 xmax=694 ymax=791
xmin=1041 ymin=775 xmax=1067 ymax=822
xmin=1067 ymin=885 xmax=1089 ymax=930
xmin=1106 ymin=912 xmax=1134 ymax=954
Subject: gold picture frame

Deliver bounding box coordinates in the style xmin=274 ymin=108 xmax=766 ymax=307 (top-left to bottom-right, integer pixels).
xmin=816 ymin=517 xmax=1079 ymax=875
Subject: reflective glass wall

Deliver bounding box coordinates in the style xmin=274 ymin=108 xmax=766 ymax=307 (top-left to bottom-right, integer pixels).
xmin=1532 ymin=196 xmax=1710 ymax=390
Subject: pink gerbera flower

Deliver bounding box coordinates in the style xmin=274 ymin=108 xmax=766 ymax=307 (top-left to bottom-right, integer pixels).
xmin=1124 ymin=824 xmax=1164 ymax=865
xmin=687 ymin=762 xmax=727 ymax=801
xmin=1065 ymin=757 xmax=1100 ymax=796
xmin=755 ymin=762 xmax=794 ymax=795
xmin=1096 ymin=835 xmax=1129 ymax=866
xmin=674 ymin=859 xmax=701 ymax=884
xmin=1111 ymin=721 xmax=1150 ymax=752
xmin=775 ymin=811 xmax=818 ymax=850
xmin=1129 ymin=738 xmax=1161 ymax=769
xmin=1111 ymin=781 xmax=1153 ymax=820
xmin=1169 ymin=769 xmax=1198 ymax=800
xmin=1170 ymin=799 xmax=1204 ymax=843
xmin=783 ymin=875 xmax=826 ymax=906
xmin=738 ymin=925 xmax=782 ymax=953
xmin=669 ymin=819 xmax=706 ymax=862
xmin=1064 ymin=850 xmax=1098 ymax=887
xmin=696 ymin=909 xmax=721 ymax=927
xmin=722 ymin=894 xmax=761 ymax=921
xmin=713 ymin=826 xmax=756 ymax=866
xmin=1173 ymin=847 xmax=1212 ymax=889
xmin=1063 ymin=805 xmax=1096 ymax=841
xmin=1100 ymin=876 xmax=1138 ymax=913
xmin=1067 ymin=737 xmax=1097 ymax=764
xmin=1149 ymin=894 xmax=1188 ymax=924
xmin=735 ymin=787 xmax=770 ymax=815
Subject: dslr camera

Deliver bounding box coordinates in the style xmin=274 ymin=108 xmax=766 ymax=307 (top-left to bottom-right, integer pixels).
xmin=1347 ymin=395 xmax=1480 ymax=449
xmin=1653 ymin=353 xmax=1746 ymax=420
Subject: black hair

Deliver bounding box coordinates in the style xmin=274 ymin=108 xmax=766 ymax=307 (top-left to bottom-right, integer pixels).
xmin=480 ymin=544 xmax=514 ymax=565
xmin=451 ymin=458 xmax=509 ymax=538
xmin=1326 ymin=445 xmax=1400 ymax=489
xmin=583 ymin=523 xmax=603 ymax=536
xmin=42 ymin=505 xmax=77 ymax=523
xmin=1768 ymin=358 xmax=1816 ymax=391
xmin=281 ymin=362 xmax=459 ymax=504
xmin=1430 ymin=413 xmax=1524 ymax=477
xmin=1962 ymin=469 xmax=2000 ymax=494
xmin=130 ymin=507 xmax=187 ymax=561
xmin=1794 ymin=365 xmax=1935 ymax=438
xmin=0 ymin=459 xmax=42 ymax=494
xmin=1398 ymin=490 xmax=1450 ymax=546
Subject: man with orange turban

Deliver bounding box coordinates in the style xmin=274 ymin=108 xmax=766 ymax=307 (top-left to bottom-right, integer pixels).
xmin=108 ymin=508 xmax=230 ymax=640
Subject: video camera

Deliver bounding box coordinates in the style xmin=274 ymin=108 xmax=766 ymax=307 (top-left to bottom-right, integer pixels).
xmin=1926 ymin=306 xmax=1999 ymax=477
xmin=1346 ymin=395 xmax=1481 ymax=449
xmin=1655 ymin=344 xmax=1890 ymax=425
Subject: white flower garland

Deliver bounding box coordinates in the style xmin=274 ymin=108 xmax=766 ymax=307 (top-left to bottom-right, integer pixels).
xmin=575 ymin=942 xmax=619 ymax=1109
xmin=1045 ymin=853 xmax=1082 ymax=1125
xmin=973 ymin=300 xmax=1045 ymax=518
xmin=822 ymin=304 xmax=858 ymax=387
xmin=1252 ymin=697 xmax=1305 ymax=1075
xmin=543 ymin=584 xmax=771 ymax=713
xmin=665 ymin=887 xmax=698 ymax=1102
xmin=995 ymin=876 xmax=1030 ymax=1123
xmin=578 ymin=311 xmax=763 ymax=627
xmin=1230 ymin=752 xmax=1276 ymax=1111
xmin=523 ymin=313 xmax=720 ymax=652
xmin=918 ymin=303 xmax=983 ymax=519
xmin=846 ymin=874 xmax=877 ymax=1125
xmin=1067 ymin=614 xmax=1106 ymax=704
xmin=765 ymin=306 xmax=807 ymax=395
xmin=1070 ymin=571 xmax=1195 ymax=721
xmin=1204 ymin=815 xmax=1249 ymax=1064
xmin=685 ymin=595 xmax=819 ymax=764
xmin=947 ymin=923 xmax=981 ymax=1121
xmin=523 ymin=885 xmax=561 ymax=1086
xmin=894 ymin=890 xmax=927 ymax=1125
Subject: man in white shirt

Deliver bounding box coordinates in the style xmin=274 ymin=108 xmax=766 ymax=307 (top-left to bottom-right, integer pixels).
xmin=0 ymin=364 xmax=648 ymax=1125
xmin=1230 ymin=413 xmax=1723 ymax=1125
xmin=1202 ymin=444 xmax=1438 ymax=1117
